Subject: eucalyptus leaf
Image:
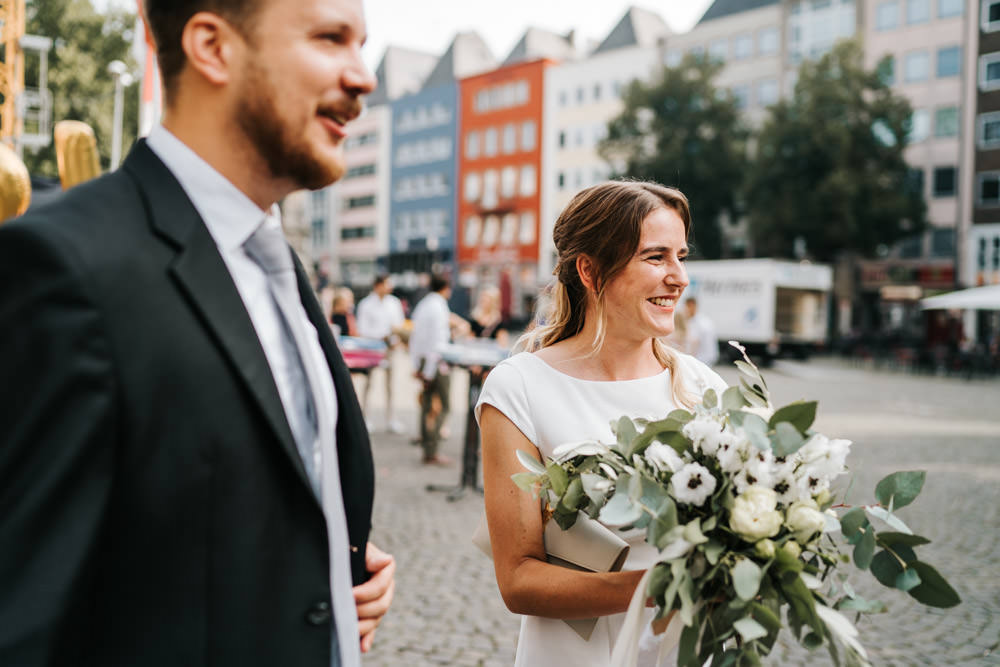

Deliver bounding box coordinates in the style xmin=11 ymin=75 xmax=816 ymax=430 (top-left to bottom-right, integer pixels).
xmin=678 ymin=571 xmax=695 ymax=625
xmin=772 ymin=422 xmax=806 ymax=456
xmin=874 ymin=471 xmax=926 ymax=512
xmin=703 ymin=388 xmax=719 ymax=409
xmin=546 ymin=462 xmax=568 ymax=497
xmin=598 ymin=490 xmax=643 ymax=526
xmin=682 ymin=518 xmax=709 ymax=545
xmin=741 ymin=413 xmax=772 ymax=451
xmin=678 ymin=619 xmax=700 ymax=667
xmin=515 ymin=449 xmax=546 ymax=474
xmin=854 ymin=525 xmax=876 ymax=569
xmin=732 ymin=558 xmax=763 ymax=601
xmin=869 ymin=550 xmax=903 ymax=588
xmin=722 ymin=385 xmax=749 ymax=412
xmin=865 ymin=505 xmax=912 ymax=535
xmin=802 ymin=632 xmax=824 ymax=649
xmin=668 ymin=408 xmax=694 ymax=423
xmin=895 ymin=568 xmax=921 ymax=592
xmin=779 ymin=572 xmax=823 ymax=636
xmin=734 ymin=360 xmax=762 ymax=383
xmin=734 ymin=616 xmax=768 ymax=642
xmin=614 ymin=416 xmax=639 ymax=450
xmin=839 ymin=507 xmax=868 ymax=545
xmin=876 ymin=532 xmax=931 ymax=548
xmin=750 ymin=602 xmax=782 ymax=634
xmin=906 ymin=561 xmax=961 ymax=608
xmin=510 ymin=472 xmax=538 ymax=492
xmin=646 ymin=562 xmax=672 ymax=601
xmin=768 ymin=401 xmax=818 ymax=433
xmin=559 ymin=477 xmax=584 ymax=512
xmin=704 ymin=538 xmax=725 ymax=565
xmin=740 ymin=378 xmax=769 ymax=408
xmin=649 ymin=496 xmax=679 ymax=548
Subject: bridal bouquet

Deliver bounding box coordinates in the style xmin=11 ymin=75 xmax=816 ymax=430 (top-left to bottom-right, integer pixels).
xmin=513 ymin=343 xmax=959 ymax=667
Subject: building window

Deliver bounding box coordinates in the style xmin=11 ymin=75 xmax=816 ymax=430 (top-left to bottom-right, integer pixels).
xmin=345 ymin=163 xmax=376 ymax=179
xmin=731 ymin=84 xmax=749 ymax=110
xmin=904 ymin=51 xmax=929 ymax=82
xmin=519 ymin=212 xmax=536 ymax=245
xmin=464 ymin=172 xmax=481 ymax=202
xmin=931 ymin=228 xmax=955 ymax=257
xmin=557 ymin=171 xmax=565 ymax=189
xmin=978 ymin=111 xmax=1000 ymax=148
xmin=520 ymin=165 xmax=536 ymax=196
xmin=499 ymin=213 xmax=517 ymax=246
xmin=593 ymin=83 xmax=602 ymax=100
xmin=482 ymin=215 xmax=499 ymax=246
xmin=482 ymin=169 xmax=498 ymax=209
xmin=876 ymin=0 xmax=899 ymax=30
xmin=345 ymin=195 xmax=375 ymax=209
xmin=464 ymin=216 xmax=481 ymax=246
xmin=979 ymin=52 xmax=1000 ymax=91
xmin=521 ymin=121 xmax=536 ymax=151
xmin=344 ymin=131 xmax=376 ymax=149
xmin=558 ymin=90 xmax=568 ymax=106
xmin=756 ymin=79 xmax=779 ymax=106
xmin=576 ymin=86 xmax=585 ymax=103
xmin=897 ymin=235 xmax=923 ymax=259
xmin=977 ymin=172 xmax=1000 ymax=206
xmin=502 ymin=123 xmax=517 ymax=154
xmin=938 ymin=0 xmax=962 ymax=17
xmin=733 ymin=33 xmax=753 ymax=60
xmin=757 ymin=27 xmax=779 ymax=55
xmin=905 ymin=0 xmax=929 ymax=23
xmin=908 ymin=109 xmax=930 ymax=142
xmin=500 ymin=166 xmax=517 ymax=199
xmin=981 ymin=0 xmax=1000 ymax=31
xmin=937 ymin=46 xmax=961 ymax=77
xmin=709 ymin=39 xmax=727 ymax=62
xmin=465 ymin=131 xmax=480 ymax=159
xmin=665 ymin=49 xmax=683 ymax=66
xmin=932 ymin=166 xmax=957 ymax=197
xmin=340 ymin=226 xmax=375 ymax=240
xmin=483 ymin=127 xmax=498 ymax=157
xmin=934 ymin=106 xmax=959 ymax=137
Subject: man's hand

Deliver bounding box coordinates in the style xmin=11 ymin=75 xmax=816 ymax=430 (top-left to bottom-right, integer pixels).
xmin=352 ymin=542 xmax=396 ymax=653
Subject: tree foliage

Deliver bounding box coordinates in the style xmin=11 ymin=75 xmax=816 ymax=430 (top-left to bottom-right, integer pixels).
xmin=598 ymin=55 xmax=749 ymax=259
xmin=746 ymin=40 xmax=925 ymax=261
xmin=24 ymin=0 xmax=138 ymax=177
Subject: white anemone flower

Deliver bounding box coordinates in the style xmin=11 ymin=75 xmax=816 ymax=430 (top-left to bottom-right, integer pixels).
xmin=669 ymin=462 xmax=718 ymax=506
xmin=796 ymin=434 xmax=852 ymax=479
xmin=682 ymin=416 xmax=726 ymax=455
xmin=795 ymin=468 xmax=831 ymax=499
xmin=715 ymin=435 xmax=746 ymax=474
xmin=772 ymin=470 xmax=804 ymax=505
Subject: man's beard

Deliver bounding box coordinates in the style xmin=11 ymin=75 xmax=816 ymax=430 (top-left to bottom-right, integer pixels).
xmin=236 ymin=59 xmax=345 ymax=191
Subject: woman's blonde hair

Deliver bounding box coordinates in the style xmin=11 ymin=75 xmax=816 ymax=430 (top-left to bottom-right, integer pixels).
xmin=519 ymin=180 xmax=697 ymax=407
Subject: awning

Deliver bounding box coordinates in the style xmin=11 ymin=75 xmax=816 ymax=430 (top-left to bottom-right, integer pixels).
xmin=920 ymin=284 xmax=1000 ymax=311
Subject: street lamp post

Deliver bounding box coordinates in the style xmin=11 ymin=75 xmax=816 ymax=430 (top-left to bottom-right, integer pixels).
xmin=107 ymin=60 xmax=133 ymax=170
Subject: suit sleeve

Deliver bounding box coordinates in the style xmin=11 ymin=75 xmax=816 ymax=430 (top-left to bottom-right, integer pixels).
xmin=0 ymin=224 xmax=117 ymax=664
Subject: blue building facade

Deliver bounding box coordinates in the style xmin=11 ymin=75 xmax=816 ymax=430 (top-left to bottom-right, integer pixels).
xmin=387 ymin=82 xmax=459 ymax=280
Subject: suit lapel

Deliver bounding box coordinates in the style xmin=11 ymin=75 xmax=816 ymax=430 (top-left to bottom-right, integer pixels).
xmin=121 ymin=142 xmax=315 ymax=494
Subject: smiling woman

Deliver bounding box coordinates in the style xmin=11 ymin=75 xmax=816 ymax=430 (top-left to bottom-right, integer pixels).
xmin=475 ymin=180 xmax=729 ymax=667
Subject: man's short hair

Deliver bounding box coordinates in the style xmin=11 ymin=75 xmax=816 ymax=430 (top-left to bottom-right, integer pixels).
xmin=373 ymin=273 xmax=390 ymax=288
xmin=430 ymin=273 xmax=450 ymax=294
xmin=143 ymin=0 xmax=262 ymax=97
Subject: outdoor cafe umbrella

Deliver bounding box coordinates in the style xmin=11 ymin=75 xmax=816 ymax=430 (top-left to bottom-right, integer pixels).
xmin=920 ymin=284 xmax=1000 ymax=311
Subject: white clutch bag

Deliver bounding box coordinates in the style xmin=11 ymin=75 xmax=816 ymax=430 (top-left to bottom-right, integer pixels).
xmin=471 ymin=510 xmax=630 ymax=640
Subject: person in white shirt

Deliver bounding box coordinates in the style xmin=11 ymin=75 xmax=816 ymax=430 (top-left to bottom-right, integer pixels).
xmin=408 ymin=273 xmax=453 ymax=465
xmin=355 ymin=274 xmax=406 ymax=433
xmin=684 ymin=297 xmax=720 ymax=366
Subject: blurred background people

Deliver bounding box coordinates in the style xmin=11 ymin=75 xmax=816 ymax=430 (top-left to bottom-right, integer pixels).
xmin=331 ymin=286 xmax=358 ymax=338
xmin=684 ymin=296 xmax=719 ymax=366
xmin=469 ymin=286 xmax=510 ymax=348
xmin=408 ymin=273 xmax=454 ymax=465
xmin=356 ymin=274 xmax=406 ymax=434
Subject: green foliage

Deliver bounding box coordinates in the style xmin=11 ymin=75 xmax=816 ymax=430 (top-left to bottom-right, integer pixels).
xmin=906 ymin=562 xmax=961 ymax=608
xmin=598 ymin=55 xmax=750 ymax=259
xmin=746 ymin=41 xmax=925 ymax=261
xmin=25 ymin=0 xmax=140 ymax=176
xmin=769 ymin=401 xmax=817 ymax=433
xmin=875 ymin=471 xmax=926 ymax=512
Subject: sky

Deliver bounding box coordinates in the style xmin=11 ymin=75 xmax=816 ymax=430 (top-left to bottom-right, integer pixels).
xmin=95 ymin=0 xmax=715 ymax=72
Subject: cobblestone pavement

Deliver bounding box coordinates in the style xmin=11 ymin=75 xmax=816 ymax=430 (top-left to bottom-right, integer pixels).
xmin=358 ymin=351 xmax=1000 ymax=666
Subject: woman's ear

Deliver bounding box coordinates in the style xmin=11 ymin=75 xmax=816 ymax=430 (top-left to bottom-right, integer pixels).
xmin=576 ymin=255 xmax=596 ymax=293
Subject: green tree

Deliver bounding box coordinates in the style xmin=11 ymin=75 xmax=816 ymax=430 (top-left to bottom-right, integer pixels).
xmin=24 ymin=0 xmax=138 ymax=177
xmin=746 ymin=40 xmax=925 ymax=261
xmin=598 ymin=55 xmax=749 ymax=259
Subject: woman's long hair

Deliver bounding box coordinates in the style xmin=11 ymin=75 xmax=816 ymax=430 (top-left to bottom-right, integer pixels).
xmin=518 ymin=180 xmax=697 ymax=407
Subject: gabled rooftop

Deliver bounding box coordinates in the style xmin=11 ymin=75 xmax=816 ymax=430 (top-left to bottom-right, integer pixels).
xmin=502 ymin=27 xmax=577 ymax=66
xmin=368 ymin=46 xmax=438 ymax=106
xmin=697 ymin=0 xmax=780 ymax=24
xmin=421 ymin=31 xmax=497 ymax=90
xmin=593 ymin=6 xmax=671 ymax=54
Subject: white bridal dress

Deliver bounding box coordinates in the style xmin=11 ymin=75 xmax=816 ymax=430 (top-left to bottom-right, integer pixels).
xmin=476 ymin=351 xmax=727 ymax=667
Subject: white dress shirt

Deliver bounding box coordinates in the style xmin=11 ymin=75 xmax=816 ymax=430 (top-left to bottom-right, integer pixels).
xmin=355 ymin=292 xmax=404 ymax=341
xmin=409 ymin=291 xmax=451 ymax=380
xmin=146 ymin=127 xmax=360 ymax=667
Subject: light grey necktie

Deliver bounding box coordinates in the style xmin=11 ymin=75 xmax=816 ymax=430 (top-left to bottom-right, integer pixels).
xmin=243 ymin=221 xmax=357 ymax=667
xmin=243 ymin=222 xmax=323 ymax=494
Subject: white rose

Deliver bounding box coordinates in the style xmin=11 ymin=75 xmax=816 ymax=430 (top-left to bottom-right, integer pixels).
xmin=785 ymin=499 xmax=826 ymax=543
xmin=729 ymin=486 xmax=783 ymax=541
xmin=645 ymin=442 xmax=685 ymax=474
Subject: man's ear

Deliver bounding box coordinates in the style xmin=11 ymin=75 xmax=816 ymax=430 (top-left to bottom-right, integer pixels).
xmin=180 ymin=11 xmax=242 ymax=87
xmin=576 ymin=255 xmax=597 ymax=293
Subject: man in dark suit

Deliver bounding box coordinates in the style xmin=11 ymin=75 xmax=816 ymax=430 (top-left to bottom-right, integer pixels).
xmin=0 ymin=0 xmax=394 ymax=665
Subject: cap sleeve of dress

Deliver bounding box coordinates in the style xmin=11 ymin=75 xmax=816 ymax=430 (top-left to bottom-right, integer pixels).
xmin=475 ymin=356 xmax=537 ymax=444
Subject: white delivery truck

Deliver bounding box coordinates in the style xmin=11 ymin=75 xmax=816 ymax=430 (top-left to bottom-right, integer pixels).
xmin=682 ymin=259 xmax=833 ymax=362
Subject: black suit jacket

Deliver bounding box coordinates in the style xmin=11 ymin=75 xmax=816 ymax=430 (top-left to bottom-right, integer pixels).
xmin=0 ymin=142 xmax=375 ymax=666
